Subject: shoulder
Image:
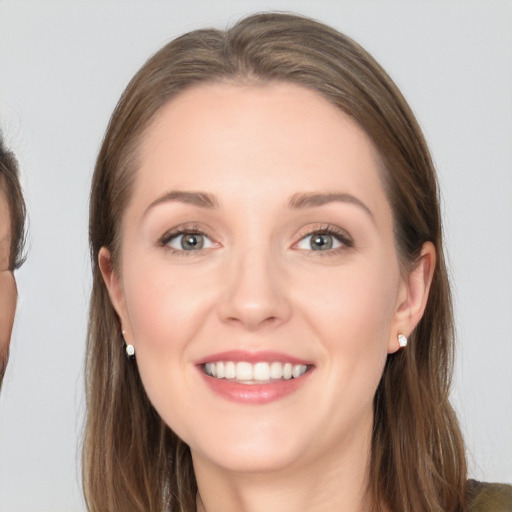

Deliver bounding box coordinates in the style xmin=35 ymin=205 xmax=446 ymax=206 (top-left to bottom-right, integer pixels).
xmin=466 ymin=479 xmax=512 ymax=512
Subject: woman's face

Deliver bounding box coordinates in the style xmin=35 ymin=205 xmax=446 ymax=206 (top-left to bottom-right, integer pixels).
xmin=0 ymin=191 xmax=16 ymax=381
xmin=102 ymin=83 xmax=430 ymax=474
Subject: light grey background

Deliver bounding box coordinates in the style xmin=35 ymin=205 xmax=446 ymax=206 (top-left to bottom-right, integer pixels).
xmin=0 ymin=1 xmax=510 ymax=510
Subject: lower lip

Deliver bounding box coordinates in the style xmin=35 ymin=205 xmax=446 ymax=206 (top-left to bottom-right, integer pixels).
xmin=198 ymin=369 xmax=312 ymax=404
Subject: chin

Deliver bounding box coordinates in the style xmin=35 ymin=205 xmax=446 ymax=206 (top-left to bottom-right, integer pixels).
xmin=195 ymin=441 xmax=303 ymax=474
xmin=186 ymin=417 xmax=315 ymax=474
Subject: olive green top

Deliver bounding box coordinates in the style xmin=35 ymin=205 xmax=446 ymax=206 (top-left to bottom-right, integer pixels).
xmin=467 ymin=480 xmax=512 ymax=511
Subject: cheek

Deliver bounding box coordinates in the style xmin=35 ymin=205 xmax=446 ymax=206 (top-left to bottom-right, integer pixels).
xmin=123 ymin=257 xmax=218 ymax=349
xmin=294 ymin=258 xmax=399 ymax=391
xmin=121 ymin=257 xmax=219 ymax=405
xmin=298 ymin=256 xmax=398 ymax=338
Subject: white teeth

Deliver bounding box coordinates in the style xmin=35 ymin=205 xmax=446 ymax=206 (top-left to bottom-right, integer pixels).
xmin=236 ymin=362 xmax=253 ymax=380
xmin=204 ymin=362 xmax=216 ymax=377
xmin=253 ymin=362 xmax=270 ymax=381
xmin=270 ymin=361 xmax=283 ymax=379
xmin=204 ymin=361 xmax=309 ymax=382
xmin=216 ymin=361 xmax=225 ymax=379
xmin=225 ymin=361 xmax=236 ymax=379
xmin=292 ymin=364 xmax=307 ymax=378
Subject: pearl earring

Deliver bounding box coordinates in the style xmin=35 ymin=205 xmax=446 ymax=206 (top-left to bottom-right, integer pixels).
xmin=125 ymin=344 xmax=136 ymax=360
xmin=122 ymin=330 xmax=135 ymax=361
xmin=398 ymin=333 xmax=408 ymax=348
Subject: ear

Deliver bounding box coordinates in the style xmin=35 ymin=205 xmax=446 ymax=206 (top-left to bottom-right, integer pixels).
xmin=98 ymin=247 xmax=131 ymax=339
xmin=388 ymin=241 xmax=436 ymax=353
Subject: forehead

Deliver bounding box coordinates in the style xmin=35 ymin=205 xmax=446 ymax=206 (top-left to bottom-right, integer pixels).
xmin=143 ymin=81 xmax=376 ymax=159
xmin=130 ymin=82 xmax=388 ymax=215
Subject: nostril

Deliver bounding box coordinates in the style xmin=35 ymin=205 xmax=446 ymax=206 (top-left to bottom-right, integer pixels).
xmin=219 ymin=303 xmax=290 ymax=331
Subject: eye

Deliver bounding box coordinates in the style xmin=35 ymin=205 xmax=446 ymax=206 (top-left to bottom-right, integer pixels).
xmin=294 ymin=227 xmax=352 ymax=252
xmin=297 ymin=233 xmax=340 ymax=251
xmin=164 ymin=231 xmax=215 ymax=251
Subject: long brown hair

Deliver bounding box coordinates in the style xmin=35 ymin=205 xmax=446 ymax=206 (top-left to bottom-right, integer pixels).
xmin=84 ymin=12 xmax=466 ymax=511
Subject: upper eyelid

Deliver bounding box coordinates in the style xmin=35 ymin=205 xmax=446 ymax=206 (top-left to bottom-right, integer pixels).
xmin=159 ymin=224 xmax=211 ymax=243
xmin=294 ymin=224 xmax=352 ymax=241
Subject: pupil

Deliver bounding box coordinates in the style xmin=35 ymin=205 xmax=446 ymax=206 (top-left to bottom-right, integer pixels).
xmin=312 ymin=234 xmax=332 ymax=250
xmin=182 ymin=234 xmax=203 ymax=250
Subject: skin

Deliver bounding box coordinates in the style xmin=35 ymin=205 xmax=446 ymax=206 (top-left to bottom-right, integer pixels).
xmin=0 ymin=191 xmax=16 ymax=382
xmin=101 ymin=83 xmax=435 ymax=512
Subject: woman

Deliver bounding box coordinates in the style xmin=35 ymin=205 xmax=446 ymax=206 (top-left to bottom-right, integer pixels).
xmin=83 ymin=12 xmax=511 ymax=512
xmin=0 ymin=133 xmax=26 ymax=390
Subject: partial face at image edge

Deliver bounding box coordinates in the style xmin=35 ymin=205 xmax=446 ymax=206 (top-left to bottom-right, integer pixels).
xmin=0 ymin=188 xmax=17 ymax=385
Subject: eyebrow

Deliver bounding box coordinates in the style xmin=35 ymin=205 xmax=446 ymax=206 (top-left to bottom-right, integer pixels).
xmin=144 ymin=190 xmax=374 ymax=221
xmin=144 ymin=191 xmax=218 ymax=216
xmin=288 ymin=192 xmax=374 ymax=220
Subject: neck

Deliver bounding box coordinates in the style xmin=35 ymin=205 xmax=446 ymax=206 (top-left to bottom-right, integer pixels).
xmin=193 ymin=421 xmax=374 ymax=512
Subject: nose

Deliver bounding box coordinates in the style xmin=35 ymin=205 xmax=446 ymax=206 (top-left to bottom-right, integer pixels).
xmin=216 ymin=250 xmax=292 ymax=331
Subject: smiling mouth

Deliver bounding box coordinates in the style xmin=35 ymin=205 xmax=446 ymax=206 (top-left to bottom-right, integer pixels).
xmin=203 ymin=361 xmax=310 ymax=384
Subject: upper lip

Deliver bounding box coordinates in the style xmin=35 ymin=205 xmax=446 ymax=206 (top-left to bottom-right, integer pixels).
xmin=195 ymin=350 xmax=313 ymax=366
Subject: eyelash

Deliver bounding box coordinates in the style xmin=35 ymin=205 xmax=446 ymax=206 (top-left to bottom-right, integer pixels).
xmin=294 ymin=224 xmax=354 ymax=255
xmin=158 ymin=225 xmax=215 ymax=256
xmin=157 ymin=223 xmax=353 ymax=256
